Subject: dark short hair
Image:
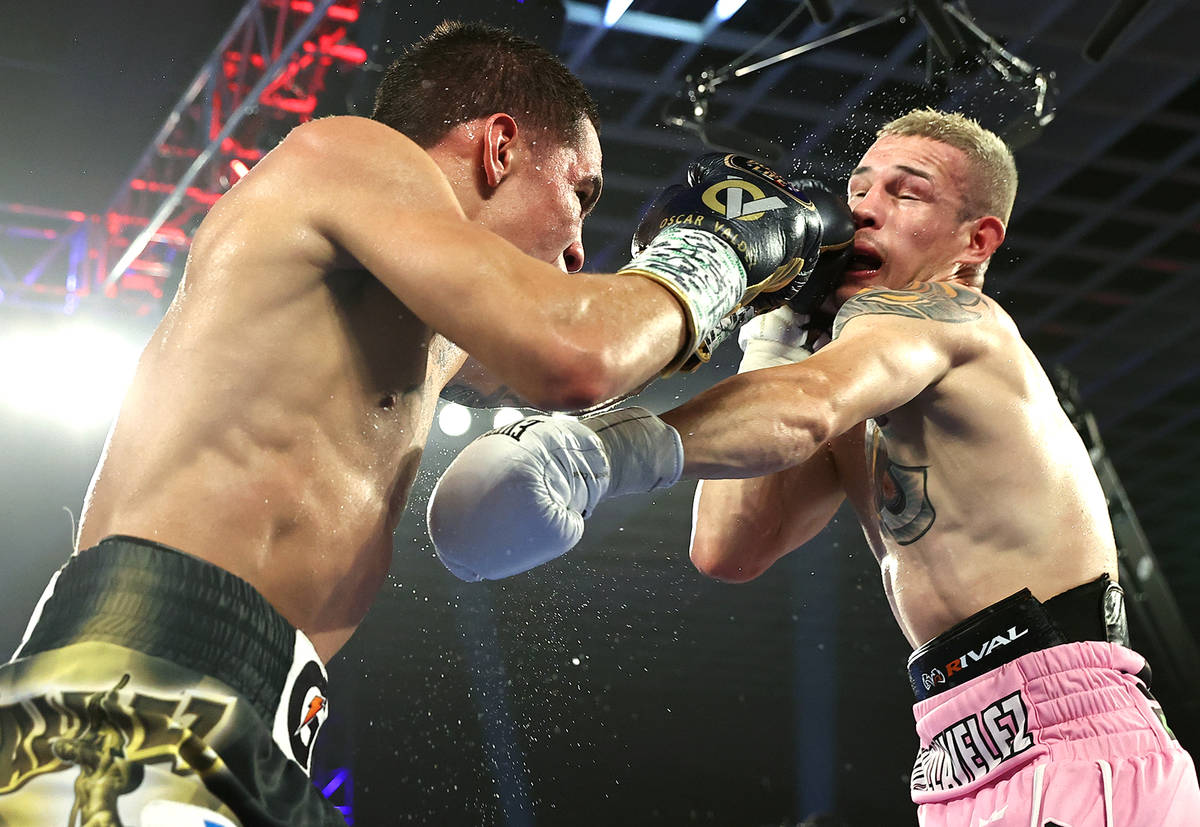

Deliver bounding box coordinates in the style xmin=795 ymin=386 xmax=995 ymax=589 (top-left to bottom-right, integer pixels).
xmin=372 ymin=20 xmax=599 ymax=148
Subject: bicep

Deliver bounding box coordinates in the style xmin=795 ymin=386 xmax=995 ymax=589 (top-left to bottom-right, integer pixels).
xmin=802 ymin=315 xmax=957 ymax=435
xmin=814 ymin=283 xmax=990 ymax=431
xmin=283 ymin=118 xmax=570 ymax=340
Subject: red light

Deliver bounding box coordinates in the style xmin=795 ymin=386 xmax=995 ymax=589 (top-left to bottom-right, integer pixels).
xmin=230 ymin=159 xmax=250 ymax=181
xmin=327 ymin=43 xmax=367 ymax=64
xmin=289 ymin=0 xmax=358 ymax=22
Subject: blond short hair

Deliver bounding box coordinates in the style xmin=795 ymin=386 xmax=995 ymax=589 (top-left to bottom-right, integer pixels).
xmin=878 ymin=108 xmax=1017 ymax=225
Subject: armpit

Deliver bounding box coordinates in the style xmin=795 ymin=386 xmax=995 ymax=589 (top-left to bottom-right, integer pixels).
xmin=832 ymin=283 xmax=986 ymax=339
xmin=439 ymin=381 xmax=526 ymax=409
xmin=439 ymin=351 xmax=529 ymax=409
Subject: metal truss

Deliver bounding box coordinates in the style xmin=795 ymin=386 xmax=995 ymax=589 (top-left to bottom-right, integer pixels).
xmin=0 ymin=0 xmax=366 ymax=315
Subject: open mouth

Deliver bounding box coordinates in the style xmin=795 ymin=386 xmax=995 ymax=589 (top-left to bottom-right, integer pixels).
xmin=846 ymin=248 xmax=883 ymax=276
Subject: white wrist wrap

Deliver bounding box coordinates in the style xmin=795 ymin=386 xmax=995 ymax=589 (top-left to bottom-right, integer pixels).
xmin=618 ymin=226 xmax=746 ymax=374
xmin=580 ymin=406 xmax=683 ymax=498
xmin=736 ymin=306 xmax=821 ymax=373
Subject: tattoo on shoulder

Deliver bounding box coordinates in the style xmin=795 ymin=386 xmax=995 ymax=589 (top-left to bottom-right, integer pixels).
xmin=832 ymin=282 xmax=985 ymax=338
xmin=439 ymin=382 xmax=526 ymax=409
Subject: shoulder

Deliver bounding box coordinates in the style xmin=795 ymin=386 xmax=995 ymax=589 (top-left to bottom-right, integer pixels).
xmin=281 ymin=115 xmax=417 ymax=154
xmin=832 ymin=282 xmax=991 ymax=339
xmin=271 ymin=116 xmax=434 ymax=180
xmin=241 ymin=116 xmax=460 ymax=228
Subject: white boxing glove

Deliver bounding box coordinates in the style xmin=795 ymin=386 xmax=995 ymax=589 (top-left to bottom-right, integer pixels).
xmin=428 ymin=406 xmax=683 ymax=581
xmin=736 ymin=305 xmax=833 ymax=373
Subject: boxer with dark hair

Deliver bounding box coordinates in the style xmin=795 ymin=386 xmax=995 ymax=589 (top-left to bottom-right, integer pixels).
xmin=372 ymin=20 xmax=598 ymax=149
xmin=0 ymin=20 xmax=836 ymax=826
xmin=430 ymin=108 xmax=1200 ymax=825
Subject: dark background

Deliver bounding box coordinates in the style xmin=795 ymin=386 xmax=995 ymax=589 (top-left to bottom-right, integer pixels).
xmin=2 ymin=1 xmax=1199 ymax=824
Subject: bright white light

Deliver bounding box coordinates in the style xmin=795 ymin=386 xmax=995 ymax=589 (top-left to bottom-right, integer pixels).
xmin=603 ymin=0 xmax=634 ymax=27
xmin=437 ymin=402 xmax=472 ymax=437
xmin=0 ymin=324 xmax=143 ymax=430
xmin=714 ymin=0 xmax=748 ymax=21
xmin=492 ymin=407 xmax=524 ymax=429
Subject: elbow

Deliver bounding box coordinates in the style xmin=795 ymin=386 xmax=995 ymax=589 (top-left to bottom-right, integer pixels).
xmin=521 ymin=344 xmax=627 ymax=412
xmin=689 ymin=536 xmax=770 ymax=584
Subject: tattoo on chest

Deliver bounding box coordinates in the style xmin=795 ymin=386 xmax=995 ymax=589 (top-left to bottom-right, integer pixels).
xmin=833 ymin=282 xmax=984 ymax=337
xmin=866 ymin=420 xmax=936 ymax=545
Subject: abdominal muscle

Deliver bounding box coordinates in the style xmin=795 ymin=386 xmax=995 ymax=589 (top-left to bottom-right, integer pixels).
xmin=832 ymin=384 xmax=1118 ymax=650
xmin=75 ymin=268 xmax=455 ymax=663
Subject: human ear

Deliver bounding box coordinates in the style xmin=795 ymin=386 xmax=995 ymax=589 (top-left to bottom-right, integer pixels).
xmin=961 ymin=215 xmax=1005 ymax=266
xmin=481 ymin=113 xmax=519 ymax=188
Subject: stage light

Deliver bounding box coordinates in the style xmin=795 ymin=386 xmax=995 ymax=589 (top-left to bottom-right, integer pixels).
xmin=437 ymin=402 xmax=472 ymax=437
xmin=603 ymin=0 xmax=634 ymax=27
xmin=713 ymin=0 xmax=748 ymax=22
xmin=0 ymin=323 xmax=144 ymax=430
xmin=492 ymin=407 xmax=524 ymax=429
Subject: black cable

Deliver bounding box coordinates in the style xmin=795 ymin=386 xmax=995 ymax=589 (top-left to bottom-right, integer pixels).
xmin=1083 ymin=0 xmax=1154 ymax=63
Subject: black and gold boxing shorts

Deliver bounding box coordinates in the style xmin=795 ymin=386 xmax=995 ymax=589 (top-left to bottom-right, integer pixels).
xmin=0 ymin=536 xmax=346 ymax=826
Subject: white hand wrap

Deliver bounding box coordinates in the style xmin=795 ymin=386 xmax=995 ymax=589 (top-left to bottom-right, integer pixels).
xmin=428 ymin=406 xmax=683 ymax=581
xmin=736 ymin=305 xmax=831 ymax=373
xmin=618 ymin=226 xmax=747 ymax=375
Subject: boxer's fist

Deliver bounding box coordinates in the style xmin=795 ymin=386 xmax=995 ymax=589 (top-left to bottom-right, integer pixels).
xmin=428 ymin=408 xmax=682 ymax=581
xmin=631 ymin=154 xmax=822 ymax=310
xmin=619 ymin=155 xmax=826 ymax=373
xmin=784 ymin=177 xmax=854 ymax=314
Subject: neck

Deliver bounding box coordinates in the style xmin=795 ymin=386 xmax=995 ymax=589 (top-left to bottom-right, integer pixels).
xmin=951 ymin=265 xmax=985 ymax=291
xmin=427 ymin=145 xmax=484 ymax=222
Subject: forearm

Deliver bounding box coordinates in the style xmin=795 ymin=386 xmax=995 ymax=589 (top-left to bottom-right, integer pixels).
xmin=660 ymin=366 xmax=835 ymax=480
xmin=543 ymin=270 xmax=690 ymax=401
xmin=440 ymin=274 xmax=689 ymax=411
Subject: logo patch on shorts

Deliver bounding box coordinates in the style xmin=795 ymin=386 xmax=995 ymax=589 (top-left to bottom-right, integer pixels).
xmin=286 ymin=661 xmax=329 ymax=773
xmin=922 ymin=667 xmax=946 ymax=693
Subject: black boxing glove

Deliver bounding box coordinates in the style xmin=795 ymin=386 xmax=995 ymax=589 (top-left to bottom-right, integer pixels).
xmin=784 ymin=177 xmax=854 ymax=314
xmin=668 ymin=172 xmax=853 ymax=372
xmin=619 ymin=154 xmax=823 ymax=374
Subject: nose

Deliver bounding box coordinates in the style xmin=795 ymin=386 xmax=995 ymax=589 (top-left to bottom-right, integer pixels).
xmin=562 ymin=238 xmax=585 ymax=273
xmin=851 ymin=187 xmax=880 ymax=229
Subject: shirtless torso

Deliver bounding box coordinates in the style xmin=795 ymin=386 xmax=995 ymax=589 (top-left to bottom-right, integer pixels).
xmin=75 ymin=113 xmax=689 ymax=662
xmin=824 ymin=287 xmax=1116 ymax=646
xmin=76 ymin=124 xmax=465 ymax=660
xmin=679 ymin=280 xmax=1117 ymax=647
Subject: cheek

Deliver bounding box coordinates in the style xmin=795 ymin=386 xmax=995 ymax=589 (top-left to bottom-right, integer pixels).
xmin=898 ymin=214 xmax=954 ymax=245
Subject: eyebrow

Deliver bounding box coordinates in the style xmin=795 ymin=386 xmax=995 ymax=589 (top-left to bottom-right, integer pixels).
xmin=849 ymin=164 xmax=934 ymax=183
xmin=581 ymin=174 xmax=603 ymax=216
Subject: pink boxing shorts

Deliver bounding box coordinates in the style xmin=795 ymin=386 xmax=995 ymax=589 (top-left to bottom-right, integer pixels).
xmin=910 ymin=640 xmax=1200 ymax=827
